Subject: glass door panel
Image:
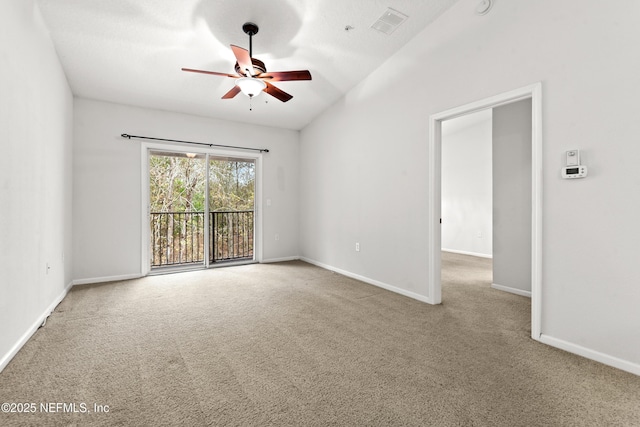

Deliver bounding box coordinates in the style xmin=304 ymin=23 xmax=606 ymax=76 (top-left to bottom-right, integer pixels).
xmin=208 ymin=157 xmax=255 ymax=264
xmin=149 ymin=151 xmax=206 ymax=269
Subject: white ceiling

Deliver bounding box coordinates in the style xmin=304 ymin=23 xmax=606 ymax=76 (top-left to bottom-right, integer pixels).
xmin=37 ymin=0 xmax=460 ymax=130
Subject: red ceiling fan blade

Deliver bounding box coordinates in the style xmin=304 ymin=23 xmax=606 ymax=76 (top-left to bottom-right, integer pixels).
xmin=185 ymin=24 xmax=310 ymax=102
xmin=230 ymin=45 xmax=255 ymax=76
xmin=264 ymin=82 xmax=293 ymax=102
xmin=260 ymin=70 xmax=312 ymax=82
xmin=221 ymin=85 xmax=242 ymax=99
xmin=182 ymin=68 xmax=237 ymax=78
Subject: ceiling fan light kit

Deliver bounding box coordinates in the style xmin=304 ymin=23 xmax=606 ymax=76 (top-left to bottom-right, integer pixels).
xmin=235 ymin=77 xmax=267 ymax=98
xmin=182 ymin=22 xmax=312 ymax=106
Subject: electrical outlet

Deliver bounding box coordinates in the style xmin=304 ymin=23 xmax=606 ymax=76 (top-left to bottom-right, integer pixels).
xmin=477 ymin=231 xmax=483 ymax=238
xmin=355 ymin=242 xmax=360 ymax=252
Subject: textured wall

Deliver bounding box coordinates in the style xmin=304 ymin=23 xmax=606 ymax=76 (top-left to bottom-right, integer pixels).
xmin=73 ymin=99 xmax=300 ymax=282
xmin=442 ymin=110 xmax=493 ymax=257
xmin=300 ymin=0 xmax=640 ymax=368
xmin=0 ymin=0 xmax=73 ymax=369
xmin=492 ymin=99 xmax=532 ymax=293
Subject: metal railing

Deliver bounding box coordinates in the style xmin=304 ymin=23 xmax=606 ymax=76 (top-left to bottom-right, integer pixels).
xmin=150 ymin=210 xmax=254 ymax=267
xmin=209 ymin=211 xmax=254 ymax=262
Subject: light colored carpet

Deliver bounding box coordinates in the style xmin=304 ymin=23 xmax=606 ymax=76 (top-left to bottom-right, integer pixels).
xmin=1 ymin=255 xmax=639 ymax=426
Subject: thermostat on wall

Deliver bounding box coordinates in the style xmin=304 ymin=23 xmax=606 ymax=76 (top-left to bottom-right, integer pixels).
xmin=562 ymin=150 xmax=587 ymax=179
xmin=562 ymin=165 xmax=588 ymax=179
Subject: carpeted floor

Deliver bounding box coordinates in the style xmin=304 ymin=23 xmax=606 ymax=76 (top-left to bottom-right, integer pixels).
xmin=1 ymin=255 xmax=639 ymax=426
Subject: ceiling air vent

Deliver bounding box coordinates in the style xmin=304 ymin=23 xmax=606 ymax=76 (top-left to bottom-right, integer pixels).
xmin=370 ymin=8 xmax=408 ymax=35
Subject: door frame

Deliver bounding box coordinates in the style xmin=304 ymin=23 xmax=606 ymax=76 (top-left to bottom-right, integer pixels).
xmin=140 ymin=142 xmax=263 ymax=276
xmin=427 ymin=82 xmax=543 ymax=340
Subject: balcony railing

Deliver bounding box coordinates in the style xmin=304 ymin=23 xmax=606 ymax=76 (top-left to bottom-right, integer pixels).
xmin=150 ymin=210 xmax=254 ymax=268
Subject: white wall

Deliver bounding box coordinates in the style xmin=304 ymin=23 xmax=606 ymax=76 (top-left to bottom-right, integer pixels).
xmin=299 ymin=0 xmax=640 ymax=370
xmin=0 ymin=1 xmax=73 ymax=369
xmin=441 ymin=110 xmax=492 ymax=257
xmin=73 ymin=99 xmax=299 ymax=282
xmin=492 ymin=99 xmax=532 ymax=293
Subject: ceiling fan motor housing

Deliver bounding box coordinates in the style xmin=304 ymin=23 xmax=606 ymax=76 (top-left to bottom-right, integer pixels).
xmin=235 ymin=58 xmax=266 ymax=76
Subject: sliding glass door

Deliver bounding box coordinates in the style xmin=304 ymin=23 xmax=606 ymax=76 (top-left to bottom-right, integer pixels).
xmin=148 ymin=151 xmax=255 ymax=271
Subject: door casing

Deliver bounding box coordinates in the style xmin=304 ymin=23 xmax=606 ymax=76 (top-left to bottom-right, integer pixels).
xmin=427 ymin=82 xmax=543 ymax=340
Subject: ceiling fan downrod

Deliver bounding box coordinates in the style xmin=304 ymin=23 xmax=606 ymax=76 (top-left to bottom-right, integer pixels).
xmin=242 ymin=22 xmax=259 ymax=58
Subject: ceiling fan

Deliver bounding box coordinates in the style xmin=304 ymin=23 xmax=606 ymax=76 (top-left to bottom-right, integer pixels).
xmin=182 ymin=22 xmax=312 ymax=103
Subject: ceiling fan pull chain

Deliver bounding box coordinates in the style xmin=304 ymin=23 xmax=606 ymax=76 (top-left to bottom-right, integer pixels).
xmin=249 ymin=95 xmax=253 ymax=111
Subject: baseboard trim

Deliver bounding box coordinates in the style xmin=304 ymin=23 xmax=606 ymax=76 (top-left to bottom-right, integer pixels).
xmin=300 ymin=257 xmax=433 ymax=304
xmin=539 ymin=334 xmax=640 ymax=377
xmin=491 ymin=283 xmax=532 ymax=298
xmin=0 ymin=281 xmax=73 ymax=373
xmin=72 ymin=273 xmax=143 ymax=286
xmin=442 ymin=249 xmax=492 ymax=259
xmin=261 ymin=256 xmax=301 ymax=264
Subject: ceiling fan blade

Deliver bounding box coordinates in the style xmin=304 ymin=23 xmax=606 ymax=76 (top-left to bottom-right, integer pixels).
xmin=182 ymin=68 xmax=237 ymax=78
xmin=221 ymin=85 xmax=242 ymax=99
xmin=264 ymin=82 xmax=293 ymax=102
xmin=230 ymin=45 xmax=255 ymax=76
xmin=260 ymin=70 xmax=312 ymax=82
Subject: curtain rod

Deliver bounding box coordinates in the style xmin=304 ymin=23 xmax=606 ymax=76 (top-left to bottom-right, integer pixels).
xmin=121 ymin=133 xmax=269 ymax=153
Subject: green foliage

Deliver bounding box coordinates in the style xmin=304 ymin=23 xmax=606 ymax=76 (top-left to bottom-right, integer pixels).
xmin=149 ymin=153 xmax=254 ymax=213
xmin=208 ymin=159 xmax=255 ymax=212
xmin=148 ymin=152 xmax=255 ymax=267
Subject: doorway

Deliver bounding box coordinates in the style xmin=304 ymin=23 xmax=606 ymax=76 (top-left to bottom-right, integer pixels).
xmin=145 ymin=148 xmax=258 ymax=274
xmin=428 ymin=83 xmax=543 ymax=340
xmin=440 ymin=108 xmax=494 ymax=307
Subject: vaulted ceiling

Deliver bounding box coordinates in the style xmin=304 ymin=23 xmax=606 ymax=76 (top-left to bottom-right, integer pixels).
xmin=37 ymin=0 xmax=460 ymax=130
